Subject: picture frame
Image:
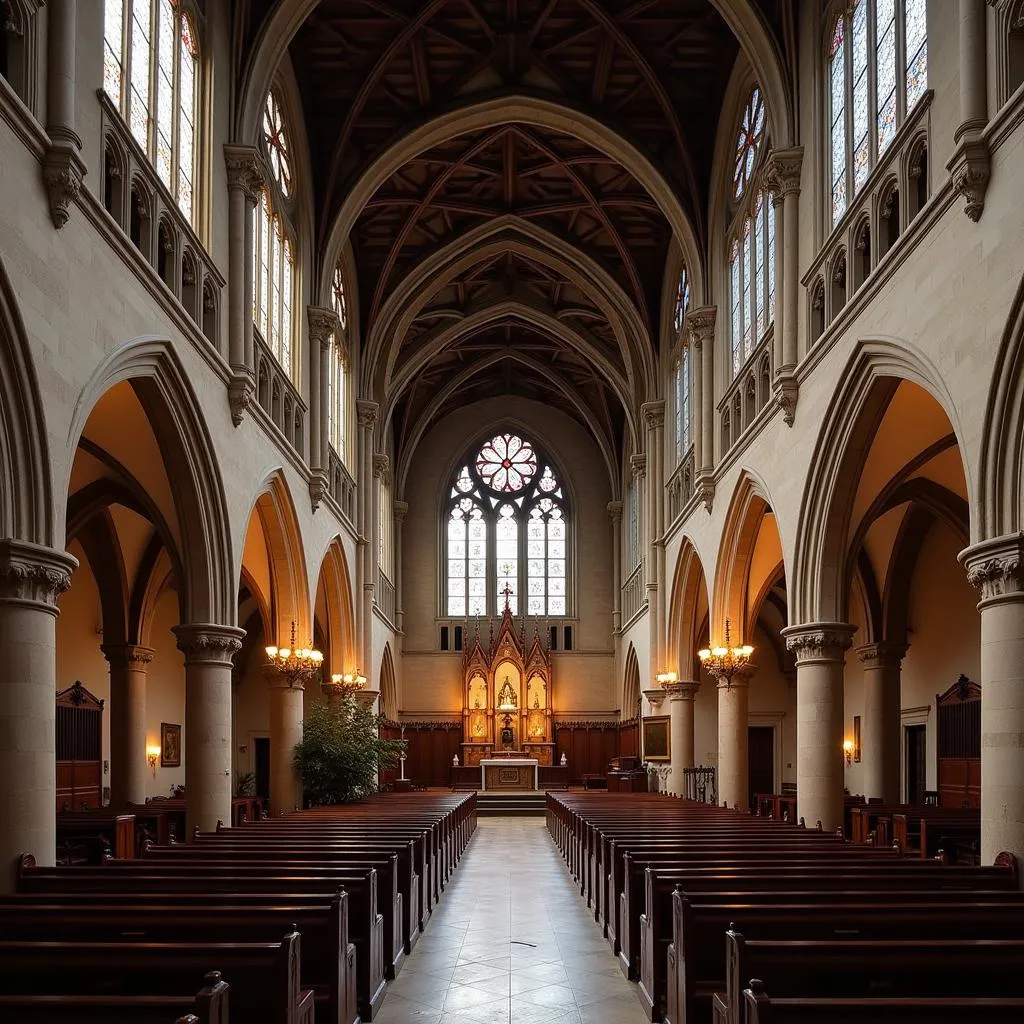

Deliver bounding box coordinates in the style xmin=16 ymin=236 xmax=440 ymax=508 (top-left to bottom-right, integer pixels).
xmin=642 ymin=715 xmax=670 ymax=761
xmin=160 ymin=722 xmax=181 ymax=767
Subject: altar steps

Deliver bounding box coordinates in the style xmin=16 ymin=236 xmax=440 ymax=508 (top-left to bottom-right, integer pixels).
xmin=476 ymin=792 xmax=548 ymax=817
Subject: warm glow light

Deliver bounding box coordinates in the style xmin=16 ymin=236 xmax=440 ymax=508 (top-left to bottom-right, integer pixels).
xmin=655 ymin=671 xmax=678 ymax=686
xmin=843 ymin=738 xmax=855 ymax=765
xmin=265 ymin=622 xmax=322 ymax=686
xmin=698 ymin=619 xmax=754 ymax=690
xmin=146 ymin=745 xmax=160 ymax=776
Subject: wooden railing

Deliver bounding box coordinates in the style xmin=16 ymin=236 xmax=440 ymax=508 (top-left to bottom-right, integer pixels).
xmin=254 ymin=331 xmax=306 ymax=455
xmin=667 ymin=446 xmax=696 ymax=522
xmin=376 ymin=569 xmax=396 ymax=626
xmin=621 ymin=561 xmax=645 ymax=626
xmin=327 ymin=446 xmax=357 ymax=523
xmin=98 ymin=92 xmax=224 ymax=351
xmin=719 ymin=331 xmax=773 ymax=455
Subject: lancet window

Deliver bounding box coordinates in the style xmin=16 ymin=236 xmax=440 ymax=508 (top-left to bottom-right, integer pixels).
xmin=103 ymin=0 xmax=200 ymax=222
xmin=446 ymin=434 xmax=569 ymax=618
xmin=328 ymin=263 xmax=349 ymax=464
xmin=828 ymin=0 xmax=928 ymax=226
xmin=672 ymin=265 xmax=692 ymax=464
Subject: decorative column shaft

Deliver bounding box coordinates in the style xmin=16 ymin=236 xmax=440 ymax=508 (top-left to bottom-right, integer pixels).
xmin=224 ymin=146 xmax=263 ymax=423
xmin=961 ymin=535 xmax=1024 ymax=868
xmin=690 ymin=335 xmax=704 ymax=478
xmin=642 ymin=401 xmax=665 ymax=673
xmin=856 ymin=642 xmax=905 ymax=803
xmin=264 ymin=666 xmax=305 ymax=814
xmin=0 ymin=541 xmax=76 ymax=890
xmin=306 ymin=307 xmax=339 ymax=511
xmin=667 ymin=681 xmax=699 ymax=796
xmin=948 ymin=0 xmax=991 ymax=220
xmin=102 ymin=644 xmax=155 ymax=807
xmin=783 ymin=623 xmax=857 ymax=831
xmin=717 ymin=675 xmax=750 ymax=810
xmin=173 ymin=624 xmax=245 ymax=837
xmin=607 ymin=501 xmax=623 ymax=634
xmin=686 ymin=307 xmax=716 ymax=510
xmin=393 ymin=500 xmax=409 ymax=633
xmin=356 ymin=401 xmax=378 ymax=671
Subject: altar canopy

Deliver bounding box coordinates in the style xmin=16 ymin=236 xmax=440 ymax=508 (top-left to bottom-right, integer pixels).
xmin=461 ymin=602 xmax=554 ymax=767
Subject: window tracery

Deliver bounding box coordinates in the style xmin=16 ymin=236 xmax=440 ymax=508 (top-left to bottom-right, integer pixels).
xmin=446 ymin=434 xmax=568 ymax=618
xmin=103 ymin=0 xmax=199 ymax=222
xmin=328 ymin=263 xmax=348 ymax=463
xmin=672 ymin=265 xmax=692 ymax=464
xmin=733 ymin=88 xmax=766 ymax=200
xmin=828 ymin=0 xmax=928 ymax=226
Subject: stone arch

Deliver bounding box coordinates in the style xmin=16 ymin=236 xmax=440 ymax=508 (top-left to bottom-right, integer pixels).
xmin=313 ymin=537 xmax=356 ymax=678
xmin=791 ymin=339 xmax=968 ymax=626
xmin=623 ymin=643 xmax=641 ymax=720
xmin=666 ymin=539 xmax=711 ymax=681
xmin=379 ymin=643 xmax=397 ymax=721
xmin=67 ymin=338 xmax=234 ymax=625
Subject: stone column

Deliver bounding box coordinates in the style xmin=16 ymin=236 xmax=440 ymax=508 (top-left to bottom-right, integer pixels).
xmin=961 ymin=536 xmax=1024 ymax=866
xmin=607 ymin=501 xmax=623 ymax=634
xmin=686 ymin=307 xmax=716 ymax=510
xmin=356 ymin=401 xmax=378 ymax=671
xmin=689 ymin=334 xmax=704 ymax=477
xmin=42 ymin=0 xmax=85 ymax=229
xmin=783 ymin=623 xmax=856 ymax=831
xmin=102 ymin=644 xmax=155 ymax=807
xmin=306 ymin=306 xmax=338 ymax=511
xmin=630 ymin=452 xmax=646 ymax=598
xmin=224 ymin=146 xmax=263 ymax=423
xmin=717 ymin=674 xmax=750 ymax=810
xmin=393 ymin=500 xmax=408 ymax=634
xmin=948 ymin=0 xmax=991 ymax=220
xmin=0 ymin=541 xmax=76 ymax=890
xmin=642 ymin=401 xmax=665 ymax=673
xmin=173 ymin=624 xmax=245 ymax=837
xmin=856 ymin=642 xmax=905 ymax=804
xmin=667 ymin=680 xmax=699 ymax=796
xmin=321 ymin=677 xmax=345 ymax=713
xmin=265 ymin=666 xmax=305 ymax=814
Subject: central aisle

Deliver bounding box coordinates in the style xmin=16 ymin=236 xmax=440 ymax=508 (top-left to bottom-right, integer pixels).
xmin=378 ymin=816 xmax=649 ymax=1024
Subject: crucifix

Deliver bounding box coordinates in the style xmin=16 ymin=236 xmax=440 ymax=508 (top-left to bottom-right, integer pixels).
xmin=500 ymin=581 xmax=513 ymax=612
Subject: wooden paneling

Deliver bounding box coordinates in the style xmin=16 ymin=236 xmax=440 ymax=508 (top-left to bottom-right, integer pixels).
xmin=553 ymin=720 xmax=635 ymax=786
xmin=937 ymin=676 xmax=981 ymax=809
xmin=380 ymin=722 xmax=462 ymax=789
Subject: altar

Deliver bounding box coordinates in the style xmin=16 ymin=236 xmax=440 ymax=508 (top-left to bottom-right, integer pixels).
xmin=480 ymin=757 xmax=539 ymax=791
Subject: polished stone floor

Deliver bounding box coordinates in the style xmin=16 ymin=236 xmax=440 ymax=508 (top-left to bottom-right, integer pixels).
xmin=377 ymin=817 xmax=650 ymax=1024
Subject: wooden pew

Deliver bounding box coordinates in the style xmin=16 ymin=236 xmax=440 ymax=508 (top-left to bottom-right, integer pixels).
xmin=56 ymin=811 xmax=136 ymax=861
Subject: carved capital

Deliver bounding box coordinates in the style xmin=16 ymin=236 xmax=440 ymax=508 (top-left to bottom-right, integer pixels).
xmin=762 ymin=146 xmax=804 ymax=200
xmin=102 ymin=644 xmax=156 ymax=668
xmin=695 ymin=471 xmax=715 ymax=513
xmin=42 ymin=140 xmax=85 ymax=229
xmin=228 ymin=371 xmax=254 ymax=427
xmin=392 ymin=499 xmax=409 ymax=524
xmin=5 ymin=0 xmax=46 ymax=36
xmin=173 ymin=624 xmax=246 ymax=665
xmin=641 ymin=400 xmax=665 ymax=430
xmin=685 ymin=306 xmax=716 ymax=352
xmin=0 ymin=540 xmax=77 ymax=607
xmin=307 ymin=306 xmax=340 ymax=350
xmin=855 ymin=642 xmax=908 ymax=667
xmin=773 ymin=370 xmax=799 ymax=427
xmin=665 ymin=680 xmax=700 ymax=701
xmin=782 ymin=623 xmax=857 ymax=663
xmin=373 ymin=453 xmax=391 ymax=484
xmin=308 ymin=471 xmax=328 ymax=514
xmin=630 ymin=453 xmax=647 ymax=479
xmin=606 ymin=500 xmax=624 ymax=524
xmin=356 ymin=400 xmax=379 ymax=429
xmin=946 ymin=136 xmax=991 ymax=223
xmin=961 ymin=534 xmax=1024 ymax=601
xmin=223 ymin=145 xmax=265 ymax=202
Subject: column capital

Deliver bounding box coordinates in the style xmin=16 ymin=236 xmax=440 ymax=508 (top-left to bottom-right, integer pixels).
xmin=101 ymin=644 xmax=156 ymax=668
xmin=307 ymin=305 xmax=340 ymax=350
xmin=356 ymin=399 xmax=379 ymax=428
xmin=393 ymin=499 xmax=409 ymax=523
xmin=641 ymin=400 xmax=665 ymax=430
xmin=606 ymin=500 xmax=624 ymax=523
xmin=855 ymin=641 xmax=907 ymax=666
xmin=42 ymin=140 xmax=86 ymax=230
xmin=946 ymin=135 xmax=991 ymax=222
xmin=763 ymin=146 xmax=804 ymax=201
xmin=666 ymin=680 xmax=700 ymax=701
xmin=782 ymin=622 xmax=857 ymax=663
xmin=262 ymin=663 xmax=306 ymax=691
xmin=960 ymin=533 xmax=1024 ymax=601
xmin=0 ymin=540 xmax=77 ymax=608
xmin=223 ymin=144 xmax=265 ymax=202
xmin=685 ymin=306 xmax=716 ymax=351
xmin=630 ymin=453 xmax=647 ymax=479
xmin=373 ymin=452 xmax=391 ymax=484
xmin=173 ymin=624 xmax=246 ymax=665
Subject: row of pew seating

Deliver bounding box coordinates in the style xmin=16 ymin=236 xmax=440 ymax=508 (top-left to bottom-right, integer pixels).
xmin=547 ymin=792 xmax=1024 ymax=1024
xmin=0 ymin=792 xmax=476 ymax=1023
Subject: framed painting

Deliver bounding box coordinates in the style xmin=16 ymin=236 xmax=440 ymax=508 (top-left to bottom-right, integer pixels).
xmin=642 ymin=715 xmax=670 ymax=761
xmin=160 ymin=722 xmax=181 ymax=767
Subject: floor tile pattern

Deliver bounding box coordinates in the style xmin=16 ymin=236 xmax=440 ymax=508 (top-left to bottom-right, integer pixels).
xmin=378 ymin=817 xmax=649 ymax=1024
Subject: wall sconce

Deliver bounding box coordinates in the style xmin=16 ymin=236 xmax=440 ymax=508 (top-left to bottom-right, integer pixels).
xmin=843 ymin=739 xmax=855 ymax=766
xmin=147 ymin=745 xmax=161 ymax=777
xmin=655 ymin=671 xmax=677 ymax=687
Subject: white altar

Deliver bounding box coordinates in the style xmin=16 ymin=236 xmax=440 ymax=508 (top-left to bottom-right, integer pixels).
xmin=480 ymin=757 xmax=539 ymax=791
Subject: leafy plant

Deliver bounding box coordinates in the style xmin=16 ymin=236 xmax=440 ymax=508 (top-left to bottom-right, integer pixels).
xmin=235 ymin=772 xmax=256 ymax=797
xmin=294 ymin=695 xmax=406 ymax=805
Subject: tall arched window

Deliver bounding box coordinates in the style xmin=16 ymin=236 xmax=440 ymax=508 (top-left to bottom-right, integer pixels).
xmin=672 ymin=265 xmax=691 ymax=464
xmin=103 ymin=0 xmax=200 ymax=222
xmin=445 ymin=434 xmax=569 ymax=617
xmin=328 ymin=262 xmax=349 ymax=464
xmin=828 ymin=0 xmax=928 ymax=226
xmin=253 ymin=89 xmax=296 ymax=380
xmin=728 ymin=90 xmax=775 ymax=378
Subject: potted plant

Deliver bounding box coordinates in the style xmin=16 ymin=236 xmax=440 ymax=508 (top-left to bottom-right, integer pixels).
xmin=294 ymin=693 xmax=406 ymax=805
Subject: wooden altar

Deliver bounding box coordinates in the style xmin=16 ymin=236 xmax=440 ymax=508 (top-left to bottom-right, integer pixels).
xmin=460 ymin=602 xmax=555 ymax=769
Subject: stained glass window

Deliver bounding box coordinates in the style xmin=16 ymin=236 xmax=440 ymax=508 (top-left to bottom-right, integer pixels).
xmin=732 ymin=88 xmax=765 ymax=199
xmin=673 ymin=266 xmax=690 ymax=333
xmin=729 ymin=189 xmax=776 ymax=377
xmin=328 ymin=263 xmax=348 ymax=464
xmin=263 ymin=90 xmax=293 ymax=197
xmin=628 ymin=478 xmax=639 ymax=571
xmin=674 ymin=349 xmax=691 ymax=463
xmin=828 ymin=1 xmax=928 ymax=227
xmin=332 ymin=263 xmax=348 ymax=331
xmin=103 ymin=2 xmax=200 ymax=224
xmin=252 ymin=190 xmax=296 ymax=379
xmin=446 ymin=436 xmax=569 ymax=617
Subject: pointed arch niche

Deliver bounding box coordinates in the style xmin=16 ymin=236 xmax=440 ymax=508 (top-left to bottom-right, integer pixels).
xmin=460 ymin=605 xmax=553 ymax=766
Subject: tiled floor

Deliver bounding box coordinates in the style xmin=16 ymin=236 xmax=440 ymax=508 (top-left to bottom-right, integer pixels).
xmin=377 ymin=816 xmax=650 ymax=1024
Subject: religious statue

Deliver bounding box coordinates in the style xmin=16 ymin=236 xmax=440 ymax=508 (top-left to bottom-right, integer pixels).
xmin=500 ymin=713 xmax=514 ymax=749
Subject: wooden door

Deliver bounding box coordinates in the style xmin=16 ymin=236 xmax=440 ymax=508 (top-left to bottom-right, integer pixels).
xmin=905 ymin=724 xmax=926 ymax=805
xmin=254 ymin=737 xmax=271 ymax=805
xmin=748 ymin=726 xmax=775 ymax=810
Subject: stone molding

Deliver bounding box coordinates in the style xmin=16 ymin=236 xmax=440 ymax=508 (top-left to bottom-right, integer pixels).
xmin=373 ymin=452 xmax=391 ymax=484
xmin=960 ymin=534 xmax=1024 ymax=601
xmin=665 ymin=680 xmax=700 ymax=701
xmin=947 ymin=136 xmax=991 ymax=222
xmin=173 ymin=623 xmax=246 ymax=665
xmin=782 ymin=622 xmax=857 ymax=663
xmin=307 ymin=305 xmax=340 ymax=351
xmin=855 ymin=642 xmax=908 ymax=666
xmin=228 ymin=370 xmax=255 ymax=427
xmin=356 ymin=399 xmax=379 ymax=428
xmin=0 ymin=540 xmax=77 ymax=607
xmin=685 ymin=306 xmax=716 ymax=351
xmin=630 ymin=453 xmax=647 ymax=479
xmin=101 ymin=644 xmax=156 ymax=668
xmin=223 ymin=144 xmax=265 ymax=202
xmin=308 ymin=470 xmax=328 ymax=514
xmin=4 ymin=0 xmax=45 ymax=35
xmin=42 ymin=138 xmax=86 ymax=229
xmin=606 ymin=500 xmax=623 ymax=523
xmin=641 ymin=400 xmax=665 ymax=430
xmin=763 ymin=146 xmax=803 ymax=200
xmin=695 ymin=470 xmax=715 ymax=513
xmin=773 ymin=367 xmax=799 ymax=427
xmin=392 ymin=499 xmax=409 ymax=523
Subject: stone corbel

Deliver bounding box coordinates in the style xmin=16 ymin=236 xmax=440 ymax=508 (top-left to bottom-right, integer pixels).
xmin=228 ymin=371 xmax=254 ymax=427
xmin=42 ymin=136 xmax=86 ymax=230
xmin=308 ymin=471 xmax=329 ymax=514
xmin=694 ymin=471 xmax=715 ymax=513
xmin=773 ymin=367 xmax=799 ymax=427
xmin=946 ymin=136 xmax=991 ymax=223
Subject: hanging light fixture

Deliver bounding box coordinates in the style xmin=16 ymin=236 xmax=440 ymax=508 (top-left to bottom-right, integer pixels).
xmin=265 ymin=621 xmax=323 ymax=686
xmin=655 ymin=671 xmax=678 ymax=687
xmin=330 ymin=670 xmax=367 ymax=692
xmin=698 ymin=618 xmax=753 ymax=690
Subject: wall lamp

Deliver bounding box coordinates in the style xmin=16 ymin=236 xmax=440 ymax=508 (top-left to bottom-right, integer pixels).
xmin=147 ymin=745 xmax=161 ymax=777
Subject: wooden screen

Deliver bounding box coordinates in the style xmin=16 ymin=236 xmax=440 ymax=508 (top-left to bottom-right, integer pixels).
xmin=552 ymin=719 xmax=636 ymax=785
xmin=56 ymin=681 xmax=104 ymax=810
xmin=380 ymin=721 xmax=462 ymax=788
xmin=936 ymin=674 xmax=980 ymax=808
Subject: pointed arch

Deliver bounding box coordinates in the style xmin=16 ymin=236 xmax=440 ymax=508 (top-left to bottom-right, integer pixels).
xmin=313 ymin=537 xmax=356 ymax=677
xmin=379 ymin=643 xmax=397 ymax=721
xmin=666 ymin=539 xmax=711 ymax=681
xmin=623 ymin=643 xmax=641 ymax=720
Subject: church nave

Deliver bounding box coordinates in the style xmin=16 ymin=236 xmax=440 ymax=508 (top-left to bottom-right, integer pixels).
xmin=380 ymin=817 xmax=647 ymax=1024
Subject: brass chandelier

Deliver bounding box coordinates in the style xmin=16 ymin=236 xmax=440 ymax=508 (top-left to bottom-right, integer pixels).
xmin=265 ymin=621 xmax=323 ymax=686
xmin=698 ymin=618 xmax=753 ymax=689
